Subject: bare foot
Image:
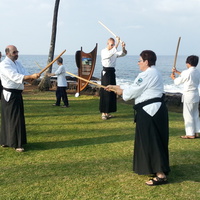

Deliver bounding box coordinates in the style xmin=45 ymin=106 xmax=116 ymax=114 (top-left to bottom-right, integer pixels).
xmin=180 ymin=135 xmax=195 ymax=139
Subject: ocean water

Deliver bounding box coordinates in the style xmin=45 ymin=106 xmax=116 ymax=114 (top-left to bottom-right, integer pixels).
xmin=17 ymin=54 xmax=191 ymax=93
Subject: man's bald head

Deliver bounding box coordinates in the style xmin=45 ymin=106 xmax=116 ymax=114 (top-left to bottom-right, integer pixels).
xmin=107 ymin=38 xmax=115 ymax=50
xmin=5 ymin=45 xmax=19 ymax=61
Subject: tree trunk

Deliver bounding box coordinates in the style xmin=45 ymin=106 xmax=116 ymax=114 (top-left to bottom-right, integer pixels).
xmin=38 ymin=0 xmax=60 ymax=91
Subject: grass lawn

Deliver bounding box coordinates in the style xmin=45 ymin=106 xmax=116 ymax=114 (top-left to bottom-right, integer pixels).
xmin=0 ymin=91 xmax=199 ymax=200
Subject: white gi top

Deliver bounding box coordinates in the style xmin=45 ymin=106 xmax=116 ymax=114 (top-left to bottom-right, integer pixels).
xmin=122 ymin=66 xmax=164 ymax=116
xmin=0 ymin=56 xmax=29 ymax=90
xmin=54 ymin=65 xmax=67 ymax=87
xmin=101 ymin=47 xmax=126 ymax=68
xmin=174 ymin=67 xmax=200 ymax=103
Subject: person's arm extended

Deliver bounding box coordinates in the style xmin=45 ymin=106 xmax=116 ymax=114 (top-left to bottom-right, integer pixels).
xmin=172 ymin=68 xmax=181 ymax=75
xmin=23 ymin=73 xmax=40 ymax=81
xmin=105 ymin=85 xmax=123 ymax=96
xmin=46 ymin=73 xmax=55 ymax=77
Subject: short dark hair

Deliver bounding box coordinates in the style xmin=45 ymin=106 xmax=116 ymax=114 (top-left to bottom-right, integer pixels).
xmin=140 ymin=50 xmax=157 ymax=67
xmin=186 ymin=55 xmax=199 ymax=67
xmin=57 ymin=57 xmax=63 ymax=64
xmin=5 ymin=47 xmax=10 ymax=54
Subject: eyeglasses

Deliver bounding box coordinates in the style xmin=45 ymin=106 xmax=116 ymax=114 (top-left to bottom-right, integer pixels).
xmin=110 ymin=44 xmax=115 ymax=46
xmin=138 ymin=60 xmax=143 ymax=63
xmin=12 ymin=51 xmax=19 ymax=54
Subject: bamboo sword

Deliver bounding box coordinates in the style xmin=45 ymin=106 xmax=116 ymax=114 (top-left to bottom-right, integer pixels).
xmin=98 ymin=21 xmax=123 ymax=43
xmin=39 ymin=49 xmax=66 ymax=75
xmin=35 ymin=61 xmax=42 ymax=70
xmin=172 ymin=37 xmax=181 ymax=72
xmin=66 ymin=71 xmax=116 ymax=92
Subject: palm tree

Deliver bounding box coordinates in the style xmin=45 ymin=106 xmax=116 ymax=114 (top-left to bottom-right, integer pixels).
xmin=38 ymin=0 xmax=60 ymax=91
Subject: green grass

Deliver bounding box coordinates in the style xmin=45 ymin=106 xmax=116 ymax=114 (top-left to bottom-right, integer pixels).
xmin=0 ymin=91 xmax=200 ymax=200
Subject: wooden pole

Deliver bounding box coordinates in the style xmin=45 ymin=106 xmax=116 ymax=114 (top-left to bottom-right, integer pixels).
xmin=39 ymin=49 xmax=66 ymax=75
xmin=173 ymin=37 xmax=181 ymax=71
xmin=98 ymin=21 xmax=123 ymax=43
xmin=66 ymin=71 xmax=116 ymax=92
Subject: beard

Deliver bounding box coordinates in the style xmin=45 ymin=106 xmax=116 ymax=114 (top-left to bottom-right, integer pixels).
xmin=14 ymin=55 xmax=18 ymax=60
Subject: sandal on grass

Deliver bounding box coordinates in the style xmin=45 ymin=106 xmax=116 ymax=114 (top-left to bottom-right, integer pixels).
xmin=102 ymin=115 xmax=108 ymax=120
xmin=146 ymin=176 xmax=168 ymax=186
xmin=181 ymin=135 xmax=195 ymax=139
xmin=106 ymin=114 xmax=114 ymax=119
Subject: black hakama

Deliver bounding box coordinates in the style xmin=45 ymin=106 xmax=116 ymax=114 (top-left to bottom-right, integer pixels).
xmin=133 ymin=97 xmax=170 ymax=175
xmin=99 ymin=67 xmax=117 ymax=113
xmin=0 ymin=89 xmax=27 ymax=148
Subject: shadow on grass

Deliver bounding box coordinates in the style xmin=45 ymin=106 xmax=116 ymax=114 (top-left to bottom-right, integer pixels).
xmin=26 ymin=134 xmax=134 ymax=151
xmin=170 ymin=163 xmax=200 ymax=183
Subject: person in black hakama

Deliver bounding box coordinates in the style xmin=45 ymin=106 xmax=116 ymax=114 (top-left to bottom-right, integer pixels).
xmin=106 ymin=50 xmax=170 ymax=186
xmin=100 ymin=67 xmax=116 ymax=114
xmin=99 ymin=37 xmax=127 ymax=120
xmin=0 ymin=45 xmax=40 ymax=152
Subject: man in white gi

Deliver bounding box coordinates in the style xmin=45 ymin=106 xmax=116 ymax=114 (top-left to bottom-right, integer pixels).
xmin=171 ymin=55 xmax=200 ymax=139
xmin=0 ymin=45 xmax=40 ymax=152
xmin=99 ymin=37 xmax=127 ymax=120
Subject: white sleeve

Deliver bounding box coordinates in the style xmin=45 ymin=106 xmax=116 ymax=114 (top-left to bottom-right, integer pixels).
xmin=122 ymin=73 xmax=148 ymax=101
xmin=54 ymin=66 xmax=64 ymax=75
xmin=174 ymin=70 xmax=188 ymax=85
xmin=116 ymin=50 xmax=126 ymax=58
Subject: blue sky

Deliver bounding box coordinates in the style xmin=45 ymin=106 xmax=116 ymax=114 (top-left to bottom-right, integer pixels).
xmin=1 ymin=0 xmax=200 ymax=55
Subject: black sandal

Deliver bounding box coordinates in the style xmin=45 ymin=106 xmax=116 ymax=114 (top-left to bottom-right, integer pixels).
xmin=146 ymin=176 xmax=168 ymax=186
